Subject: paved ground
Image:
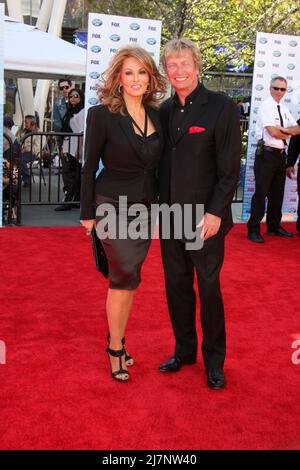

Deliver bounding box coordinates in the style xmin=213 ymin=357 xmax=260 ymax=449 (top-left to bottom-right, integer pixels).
xmin=8 ymin=165 xmax=245 ymax=227
xmin=20 ymin=201 xmax=244 ymax=227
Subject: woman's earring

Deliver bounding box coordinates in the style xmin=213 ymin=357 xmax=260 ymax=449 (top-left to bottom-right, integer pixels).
xmin=118 ymin=84 xmax=123 ymax=93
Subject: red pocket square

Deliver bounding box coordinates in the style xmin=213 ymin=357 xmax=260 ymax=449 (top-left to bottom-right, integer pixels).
xmin=188 ymin=126 xmax=206 ymax=134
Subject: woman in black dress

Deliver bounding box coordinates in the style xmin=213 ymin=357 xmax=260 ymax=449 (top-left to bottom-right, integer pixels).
xmin=80 ymin=47 xmax=166 ymax=382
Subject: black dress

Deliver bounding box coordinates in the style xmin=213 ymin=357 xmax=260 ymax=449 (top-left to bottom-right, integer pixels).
xmin=81 ymin=105 xmax=163 ymax=289
xmin=95 ymin=132 xmax=160 ymax=290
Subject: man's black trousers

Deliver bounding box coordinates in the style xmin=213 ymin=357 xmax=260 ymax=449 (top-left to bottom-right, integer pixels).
xmin=160 ymin=227 xmax=226 ymax=370
xmin=247 ymin=148 xmax=286 ymax=233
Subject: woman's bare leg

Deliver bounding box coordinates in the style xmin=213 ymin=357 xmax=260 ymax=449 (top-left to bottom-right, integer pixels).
xmin=106 ymin=288 xmax=135 ymax=380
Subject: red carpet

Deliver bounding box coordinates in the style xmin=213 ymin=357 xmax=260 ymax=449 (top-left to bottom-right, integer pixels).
xmin=1 ymin=223 xmax=300 ymax=450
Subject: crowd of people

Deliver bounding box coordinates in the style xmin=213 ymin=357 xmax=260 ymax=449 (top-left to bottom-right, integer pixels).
xmin=2 ymin=79 xmax=85 ymax=221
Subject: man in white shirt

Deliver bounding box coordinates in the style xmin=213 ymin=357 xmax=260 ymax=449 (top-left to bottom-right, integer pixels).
xmin=247 ymin=76 xmax=300 ymax=243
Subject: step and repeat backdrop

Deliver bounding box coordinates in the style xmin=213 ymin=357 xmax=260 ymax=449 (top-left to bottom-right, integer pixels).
xmin=242 ymin=32 xmax=300 ymax=221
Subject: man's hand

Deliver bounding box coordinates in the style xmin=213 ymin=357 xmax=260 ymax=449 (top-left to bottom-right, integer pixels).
xmin=197 ymin=213 xmax=221 ymax=241
xmin=268 ymin=126 xmax=291 ymax=139
xmin=284 ymin=125 xmax=300 ymax=136
xmin=277 ymin=125 xmax=292 ymax=135
xmin=286 ymin=166 xmax=296 ymax=179
xmin=80 ymin=219 xmax=96 ymax=235
xmin=277 ymin=125 xmax=300 ymax=137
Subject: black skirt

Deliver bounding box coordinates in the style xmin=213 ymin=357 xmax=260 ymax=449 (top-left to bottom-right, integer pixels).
xmin=95 ymin=195 xmax=157 ymax=290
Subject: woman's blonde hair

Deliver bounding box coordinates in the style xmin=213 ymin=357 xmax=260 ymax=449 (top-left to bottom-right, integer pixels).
xmin=161 ymin=38 xmax=202 ymax=72
xmin=98 ymin=46 xmax=167 ymax=114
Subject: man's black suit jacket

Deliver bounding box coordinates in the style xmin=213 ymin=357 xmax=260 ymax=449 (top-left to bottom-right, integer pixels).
xmin=159 ymin=85 xmax=242 ymax=232
xmin=80 ymin=104 xmax=163 ymax=220
xmin=287 ymin=119 xmax=300 ymax=169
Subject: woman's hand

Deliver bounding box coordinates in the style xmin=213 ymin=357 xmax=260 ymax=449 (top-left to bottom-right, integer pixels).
xmin=286 ymin=166 xmax=295 ymax=179
xmin=80 ymin=219 xmax=96 ymax=235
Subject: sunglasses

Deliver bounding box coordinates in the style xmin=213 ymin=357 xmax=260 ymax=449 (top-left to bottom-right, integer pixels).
xmin=59 ymin=85 xmax=70 ymax=91
xmin=272 ymin=86 xmax=287 ymax=92
xmin=69 ymin=93 xmax=80 ymax=99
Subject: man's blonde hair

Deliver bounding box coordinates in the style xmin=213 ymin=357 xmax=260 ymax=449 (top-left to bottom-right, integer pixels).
xmin=161 ymin=38 xmax=202 ymax=72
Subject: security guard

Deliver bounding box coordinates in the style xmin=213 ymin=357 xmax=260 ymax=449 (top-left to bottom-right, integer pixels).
xmin=247 ymin=76 xmax=299 ymax=243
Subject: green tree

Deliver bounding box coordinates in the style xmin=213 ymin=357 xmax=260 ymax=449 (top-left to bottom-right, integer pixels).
xmin=85 ymin=0 xmax=300 ymax=71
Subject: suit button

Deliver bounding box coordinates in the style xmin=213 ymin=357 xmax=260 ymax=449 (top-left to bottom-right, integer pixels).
xmin=172 ymin=147 xmax=176 ymax=151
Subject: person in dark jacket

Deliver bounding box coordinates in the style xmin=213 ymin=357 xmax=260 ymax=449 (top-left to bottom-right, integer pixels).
xmin=53 ymin=78 xmax=72 ymax=131
xmin=55 ymin=88 xmax=85 ymax=211
xmin=286 ymin=118 xmax=300 ymax=236
xmin=158 ymin=38 xmax=241 ymax=390
xmin=80 ymin=46 xmax=166 ymax=382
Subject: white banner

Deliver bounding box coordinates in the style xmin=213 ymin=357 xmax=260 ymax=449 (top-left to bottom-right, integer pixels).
xmin=85 ymin=13 xmax=162 ymax=113
xmin=242 ymin=32 xmax=300 ymax=221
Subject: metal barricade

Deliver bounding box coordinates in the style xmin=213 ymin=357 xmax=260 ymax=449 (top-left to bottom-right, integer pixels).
xmin=17 ymin=131 xmax=83 ymax=223
xmin=240 ymin=118 xmax=249 ymax=136
xmin=13 ymin=129 xmax=245 ymax=224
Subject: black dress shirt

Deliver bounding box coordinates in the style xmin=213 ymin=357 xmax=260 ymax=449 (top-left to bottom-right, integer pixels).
xmin=170 ymin=83 xmax=201 ymax=142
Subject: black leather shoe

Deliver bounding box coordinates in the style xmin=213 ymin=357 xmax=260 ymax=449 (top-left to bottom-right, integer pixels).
xmin=159 ymin=355 xmax=196 ymax=372
xmin=266 ymin=227 xmax=293 ymax=237
xmin=206 ymin=368 xmax=226 ymax=390
xmin=247 ymin=232 xmax=264 ymax=243
xmin=54 ymin=204 xmax=72 ymax=212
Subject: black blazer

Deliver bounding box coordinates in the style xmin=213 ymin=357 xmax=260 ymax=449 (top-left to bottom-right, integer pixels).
xmin=80 ymin=104 xmax=163 ymax=220
xmin=159 ymin=85 xmax=242 ymax=232
xmin=287 ymin=119 xmax=300 ymax=168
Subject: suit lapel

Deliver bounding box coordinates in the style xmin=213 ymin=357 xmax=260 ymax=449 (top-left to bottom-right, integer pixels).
xmin=118 ymin=114 xmax=141 ymax=157
xmin=145 ymin=105 xmax=163 ymax=141
xmin=164 ymin=100 xmax=175 ymax=146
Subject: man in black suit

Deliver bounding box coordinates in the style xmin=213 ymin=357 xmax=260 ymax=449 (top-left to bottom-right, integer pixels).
xmin=158 ymin=39 xmax=241 ymax=389
xmin=286 ymin=119 xmax=300 ymax=236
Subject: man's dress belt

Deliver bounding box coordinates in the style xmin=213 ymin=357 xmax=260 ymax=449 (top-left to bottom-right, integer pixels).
xmin=263 ymin=146 xmax=286 ymax=154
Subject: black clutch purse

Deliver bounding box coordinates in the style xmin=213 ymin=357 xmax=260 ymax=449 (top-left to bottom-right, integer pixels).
xmin=91 ymin=227 xmax=109 ymax=278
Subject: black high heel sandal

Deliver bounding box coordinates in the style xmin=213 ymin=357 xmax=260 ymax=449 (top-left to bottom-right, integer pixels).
xmin=122 ymin=337 xmax=134 ymax=367
xmin=107 ymin=335 xmax=134 ymax=367
xmin=106 ymin=346 xmax=129 ymax=382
